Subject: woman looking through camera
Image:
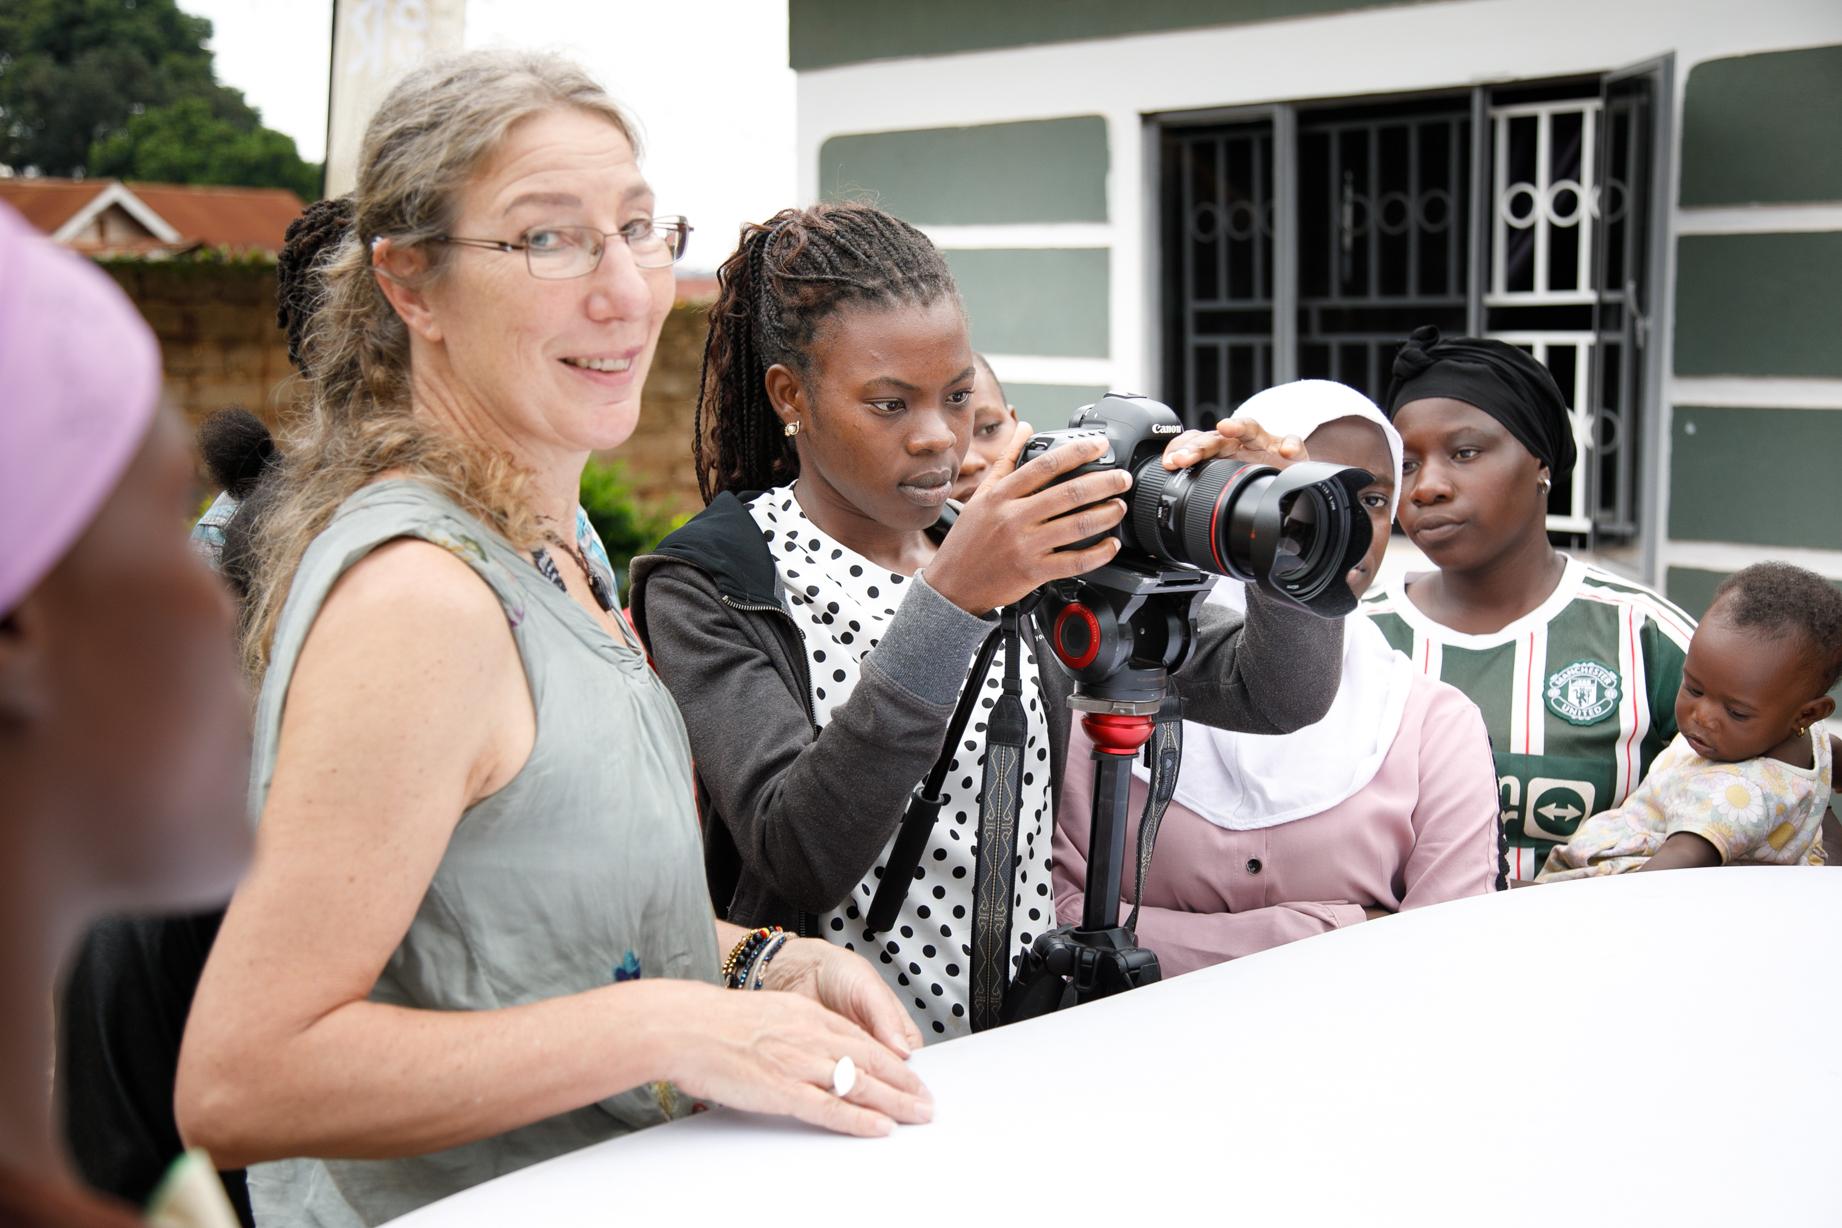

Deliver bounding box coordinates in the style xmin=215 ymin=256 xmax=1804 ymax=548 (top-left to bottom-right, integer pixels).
xmin=175 ymin=53 xmax=929 ymax=1228
xmin=630 ymin=202 xmax=1345 ymax=1040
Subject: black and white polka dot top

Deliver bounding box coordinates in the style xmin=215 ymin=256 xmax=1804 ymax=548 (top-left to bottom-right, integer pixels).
xmin=747 ymin=484 xmax=1055 ymax=1039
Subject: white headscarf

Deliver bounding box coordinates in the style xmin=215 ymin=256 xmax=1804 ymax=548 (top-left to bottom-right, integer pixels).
xmin=1132 ymin=380 xmax=1415 ymax=830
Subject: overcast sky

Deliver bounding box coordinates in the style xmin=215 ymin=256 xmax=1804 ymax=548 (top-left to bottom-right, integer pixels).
xmin=182 ymin=0 xmax=797 ymax=272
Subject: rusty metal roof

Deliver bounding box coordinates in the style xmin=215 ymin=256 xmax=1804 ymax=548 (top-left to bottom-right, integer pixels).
xmin=0 ymin=177 xmax=306 ymax=253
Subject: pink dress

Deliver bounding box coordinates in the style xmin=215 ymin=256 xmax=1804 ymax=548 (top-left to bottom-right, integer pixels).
xmin=1053 ymin=674 xmax=1500 ymax=976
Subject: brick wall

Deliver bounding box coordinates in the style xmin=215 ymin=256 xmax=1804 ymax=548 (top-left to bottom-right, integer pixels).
xmin=102 ymin=258 xmax=714 ymax=518
xmin=615 ymin=298 xmax=711 ymax=519
xmin=102 ymin=260 xmax=303 ymax=431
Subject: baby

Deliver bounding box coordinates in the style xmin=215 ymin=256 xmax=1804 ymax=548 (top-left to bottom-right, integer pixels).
xmin=1540 ymin=561 xmax=1841 ymax=879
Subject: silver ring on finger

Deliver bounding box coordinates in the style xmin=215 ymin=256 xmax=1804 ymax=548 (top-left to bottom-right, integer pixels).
xmin=830 ymin=1055 xmax=857 ymax=1098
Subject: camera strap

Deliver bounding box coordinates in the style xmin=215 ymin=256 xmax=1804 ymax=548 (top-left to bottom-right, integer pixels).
xmin=1123 ymin=694 xmax=1183 ymax=935
xmin=864 ymin=620 xmax=1006 ymax=935
xmin=968 ymin=606 xmax=1027 ymax=1032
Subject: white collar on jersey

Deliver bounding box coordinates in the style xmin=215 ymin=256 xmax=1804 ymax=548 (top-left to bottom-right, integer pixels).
xmin=1377 ymin=553 xmax=1589 ymax=650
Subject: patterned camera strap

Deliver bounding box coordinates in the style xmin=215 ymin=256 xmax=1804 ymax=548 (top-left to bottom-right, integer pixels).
xmin=863 ymin=627 xmax=1005 ymax=936
xmin=969 ymin=608 xmax=1027 ymax=1032
xmin=1125 ymin=695 xmax=1183 ymax=935
xmin=969 ymin=660 xmax=1186 ymax=1028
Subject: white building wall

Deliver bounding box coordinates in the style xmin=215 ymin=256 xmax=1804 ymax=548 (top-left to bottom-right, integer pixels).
xmin=794 ymin=0 xmax=1842 ymax=585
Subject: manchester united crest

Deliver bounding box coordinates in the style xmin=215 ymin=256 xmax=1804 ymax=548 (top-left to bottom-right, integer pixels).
xmin=1545 ymin=659 xmax=1620 ymax=726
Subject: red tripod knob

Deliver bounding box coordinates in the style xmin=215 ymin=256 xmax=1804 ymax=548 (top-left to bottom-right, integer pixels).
xmin=1052 ymin=603 xmax=1103 ymax=670
xmin=1081 ymin=711 xmax=1157 ymax=757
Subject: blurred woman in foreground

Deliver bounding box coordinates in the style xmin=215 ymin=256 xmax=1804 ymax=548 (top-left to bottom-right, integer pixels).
xmin=0 ymin=206 xmax=251 ymax=1225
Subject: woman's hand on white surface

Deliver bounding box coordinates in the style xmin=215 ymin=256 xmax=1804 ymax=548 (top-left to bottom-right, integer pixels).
xmin=666 ymin=986 xmax=933 ymax=1138
xmin=761 ymin=936 xmax=927 ymax=1058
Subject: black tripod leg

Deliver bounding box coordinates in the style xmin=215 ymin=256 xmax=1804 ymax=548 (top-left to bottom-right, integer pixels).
xmin=1000 ymin=929 xmax=1077 ymax=1022
xmin=1083 ymin=752 xmax=1134 ymax=933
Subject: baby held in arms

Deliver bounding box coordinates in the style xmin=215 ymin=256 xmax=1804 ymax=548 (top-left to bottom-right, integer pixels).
xmin=1540 ymin=562 xmax=1841 ymax=880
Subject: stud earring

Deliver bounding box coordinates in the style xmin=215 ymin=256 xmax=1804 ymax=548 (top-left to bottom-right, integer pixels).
xmin=1795 ymin=722 xmax=1808 ymax=737
xmin=1538 ymin=477 xmax=1552 ymax=494
xmin=783 ymin=420 xmax=800 ymax=438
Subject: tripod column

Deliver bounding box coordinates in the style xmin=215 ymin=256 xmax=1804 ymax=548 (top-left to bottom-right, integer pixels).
xmin=1079 ymin=712 xmax=1156 ymax=933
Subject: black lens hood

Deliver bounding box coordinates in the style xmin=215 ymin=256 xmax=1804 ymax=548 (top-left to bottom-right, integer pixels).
xmin=1239 ymin=461 xmax=1374 ymax=616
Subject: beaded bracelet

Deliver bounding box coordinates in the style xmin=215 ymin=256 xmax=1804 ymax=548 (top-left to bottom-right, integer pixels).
xmin=720 ymin=926 xmax=784 ymax=989
xmin=746 ymin=931 xmax=793 ymax=991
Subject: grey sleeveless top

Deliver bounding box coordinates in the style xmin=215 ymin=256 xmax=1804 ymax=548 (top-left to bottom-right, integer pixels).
xmin=245 ymin=480 xmax=719 ymax=1227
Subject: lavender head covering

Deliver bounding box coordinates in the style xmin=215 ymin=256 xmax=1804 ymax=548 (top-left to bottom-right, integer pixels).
xmin=0 ymin=202 xmax=163 ymax=613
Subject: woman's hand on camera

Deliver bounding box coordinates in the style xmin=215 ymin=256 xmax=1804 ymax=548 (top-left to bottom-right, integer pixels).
xmin=761 ymin=937 xmax=925 ymax=1059
xmin=927 ymin=423 xmax=1129 ymax=615
xmin=667 ymin=985 xmax=933 ymax=1138
xmin=1161 ymin=416 xmax=1307 ymax=471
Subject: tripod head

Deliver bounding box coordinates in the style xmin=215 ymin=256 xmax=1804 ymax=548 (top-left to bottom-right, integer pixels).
xmin=1034 ymin=557 xmax=1215 ymax=711
xmin=868 ymin=551 xmax=1219 ymax=1024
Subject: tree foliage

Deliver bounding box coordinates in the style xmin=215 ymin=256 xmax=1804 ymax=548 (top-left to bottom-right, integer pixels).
xmin=577 ymin=456 xmax=683 ymax=602
xmin=91 ymin=96 xmax=320 ymax=201
xmin=0 ymin=0 xmax=319 ymax=197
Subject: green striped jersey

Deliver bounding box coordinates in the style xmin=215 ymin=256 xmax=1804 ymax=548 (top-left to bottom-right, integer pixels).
xmin=1361 ymin=556 xmax=1694 ymax=879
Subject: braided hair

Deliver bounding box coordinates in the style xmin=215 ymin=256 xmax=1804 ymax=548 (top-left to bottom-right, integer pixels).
xmin=693 ymin=202 xmax=961 ymax=503
xmin=276 ymin=194 xmax=356 ymax=376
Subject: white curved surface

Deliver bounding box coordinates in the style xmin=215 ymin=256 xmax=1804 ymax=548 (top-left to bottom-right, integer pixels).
xmin=392 ymin=869 xmax=1841 ymax=1226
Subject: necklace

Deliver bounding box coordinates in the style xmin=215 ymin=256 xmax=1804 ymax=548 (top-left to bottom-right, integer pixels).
xmin=539 ymin=532 xmax=616 ymax=612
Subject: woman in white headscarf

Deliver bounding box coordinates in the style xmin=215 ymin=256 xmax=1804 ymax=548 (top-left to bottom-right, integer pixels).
xmin=1053 ymin=381 xmax=1501 ymax=975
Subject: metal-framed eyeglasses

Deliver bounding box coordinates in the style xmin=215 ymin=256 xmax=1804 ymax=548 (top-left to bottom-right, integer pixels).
xmin=433 ymin=216 xmax=692 ymax=278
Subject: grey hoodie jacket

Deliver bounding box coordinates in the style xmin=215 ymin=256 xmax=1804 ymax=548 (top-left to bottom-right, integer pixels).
xmin=629 ymin=491 xmax=1342 ymax=935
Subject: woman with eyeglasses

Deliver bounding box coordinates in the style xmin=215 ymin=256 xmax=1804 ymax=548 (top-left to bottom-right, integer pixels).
xmin=175 ymin=51 xmax=930 ymax=1228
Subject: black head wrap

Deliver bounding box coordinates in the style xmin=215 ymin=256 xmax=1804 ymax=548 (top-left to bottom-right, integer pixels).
xmin=1385 ymin=325 xmax=1576 ymax=487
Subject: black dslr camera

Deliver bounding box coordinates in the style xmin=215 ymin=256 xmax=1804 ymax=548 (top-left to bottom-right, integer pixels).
xmin=995 ymin=393 xmax=1375 ymax=1024
xmin=1017 ymin=392 xmax=1374 ymax=617
xmin=882 ymin=392 xmax=1376 ymax=1028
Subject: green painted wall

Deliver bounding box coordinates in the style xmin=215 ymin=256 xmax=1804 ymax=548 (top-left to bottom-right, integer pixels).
xmin=1664 ymin=567 xmax=1724 ymax=620
xmin=947 ymin=248 xmax=1110 ymax=359
xmin=1674 ymin=233 xmax=1842 ymax=378
xmin=821 ymin=118 xmax=1109 ymax=225
xmin=1668 ymin=408 xmax=1842 ymax=551
xmin=1004 ymin=383 xmax=1112 ymax=433
xmin=1662 ymin=567 xmax=1842 ymax=621
xmin=1680 ymin=44 xmax=1842 ymax=207
xmin=790 ymin=0 xmax=1425 ymax=69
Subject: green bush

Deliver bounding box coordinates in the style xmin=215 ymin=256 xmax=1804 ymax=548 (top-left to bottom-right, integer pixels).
xmin=578 ymin=456 xmax=682 ymax=602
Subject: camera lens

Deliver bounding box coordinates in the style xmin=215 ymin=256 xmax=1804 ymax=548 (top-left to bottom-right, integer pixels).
xmin=1129 ymin=457 xmax=1373 ymax=616
xmin=1272 ymin=489 xmax=1323 ymax=581
xmin=1026 ymin=393 xmax=1373 ymax=617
